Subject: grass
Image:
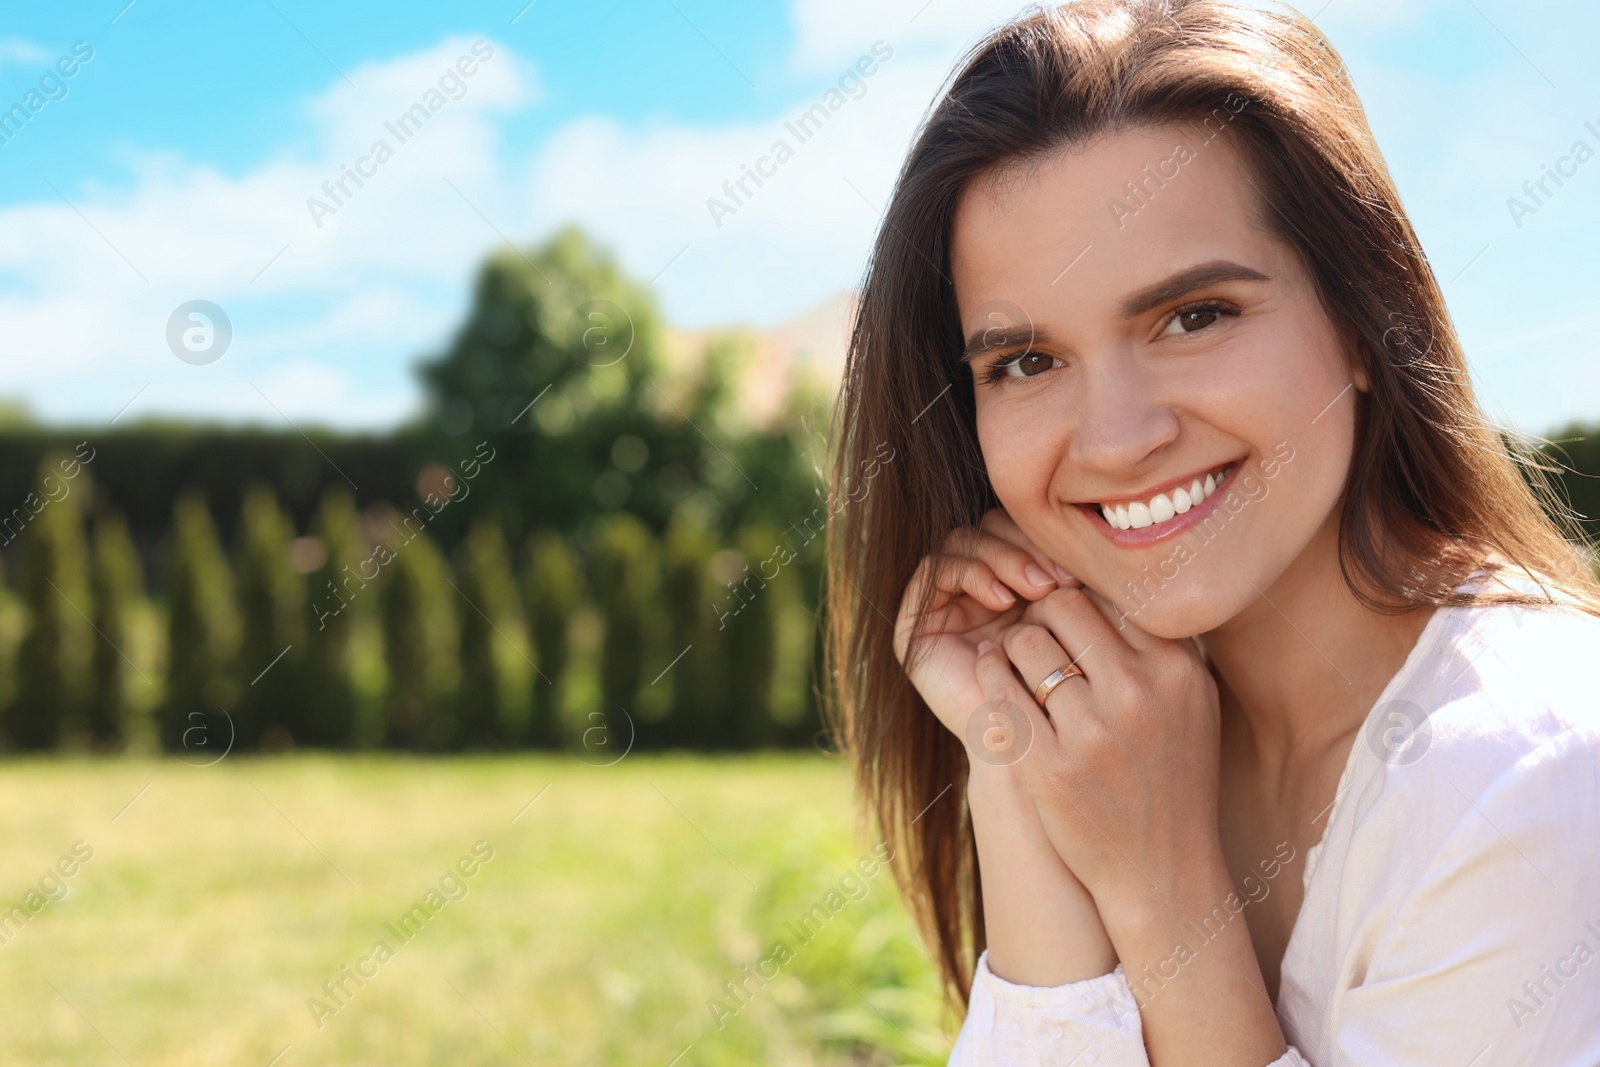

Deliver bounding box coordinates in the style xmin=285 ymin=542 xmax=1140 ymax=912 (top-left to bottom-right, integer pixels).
xmin=0 ymin=753 xmax=957 ymax=1066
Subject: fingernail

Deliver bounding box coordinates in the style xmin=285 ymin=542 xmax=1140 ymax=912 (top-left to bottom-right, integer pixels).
xmin=1054 ymin=564 xmax=1075 ymax=583
xmin=990 ymin=580 xmax=1015 ymax=605
xmin=976 ymin=639 xmax=996 ymax=655
xmin=1024 ymin=564 xmax=1054 ymax=587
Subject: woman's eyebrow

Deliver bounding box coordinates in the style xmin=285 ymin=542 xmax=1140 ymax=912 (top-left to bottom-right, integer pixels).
xmin=1118 ymin=259 xmax=1271 ymax=318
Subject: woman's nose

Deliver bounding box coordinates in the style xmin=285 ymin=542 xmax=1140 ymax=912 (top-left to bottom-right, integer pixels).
xmin=1066 ymin=363 xmax=1180 ymax=476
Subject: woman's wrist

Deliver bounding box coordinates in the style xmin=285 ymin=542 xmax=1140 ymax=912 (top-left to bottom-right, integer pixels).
xmin=1091 ymin=843 xmax=1236 ymax=950
xmin=964 ymin=756 xmax=1119 ymax=987
xmin=1094 ymin=851 xmax=1287 ymax=1064
xmin=964 ymin=756 xmax=1030 ymax=806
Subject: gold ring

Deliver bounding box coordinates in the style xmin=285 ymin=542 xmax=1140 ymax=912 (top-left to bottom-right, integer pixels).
xmin=1033 ymin=661 xmax=1085 ymax=705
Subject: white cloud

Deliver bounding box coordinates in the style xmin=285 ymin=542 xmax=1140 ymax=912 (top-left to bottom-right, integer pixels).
xmin=0 ymin=35 xmax=533 ymax=430
xmin=521 ymin=32 xmax=992 ymax=328
xmin=0 ymin=36 xmax=49 ymax=68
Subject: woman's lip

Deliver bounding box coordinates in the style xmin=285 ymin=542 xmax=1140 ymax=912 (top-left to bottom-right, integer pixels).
xmin=1083 ymin=461 xmax=1234 ymax=510
xmin=1076 ymin=461 xmax=1244 ymax=547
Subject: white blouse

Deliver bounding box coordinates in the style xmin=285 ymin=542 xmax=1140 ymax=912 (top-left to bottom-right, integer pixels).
xmin=947 ymin=571 xmax=1600 ymax=1066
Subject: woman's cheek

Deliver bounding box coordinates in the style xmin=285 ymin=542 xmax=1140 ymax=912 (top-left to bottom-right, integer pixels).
xmin=983 ymin=455 xmax=1036 ymax=516
xmin=981 ymin=410 xmax=1072 ymax=524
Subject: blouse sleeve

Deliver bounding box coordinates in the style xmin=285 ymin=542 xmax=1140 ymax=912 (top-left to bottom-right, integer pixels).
xmin=946 ymin=950 xmax=1313 ymax=1066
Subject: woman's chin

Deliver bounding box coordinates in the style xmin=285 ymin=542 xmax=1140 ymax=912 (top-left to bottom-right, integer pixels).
xmin=1104 ymin=584 xmax=1237 ymax=641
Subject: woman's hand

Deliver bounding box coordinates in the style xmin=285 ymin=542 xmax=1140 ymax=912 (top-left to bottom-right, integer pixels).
xmin=892 ymin=508 xmax=1072 ymax=752
xmin=971 ymin=582 xmax=1227 ymax=929
xmin=969 ymin=585 xmax=1290 ymax=1067
xmin=896 ymin=516 xmax=1277 ymax=1053
xmin=894 ymin=509 xmax=1119 ymax=989
xmin=971 ymin=574 xmax=1289 ymax=1066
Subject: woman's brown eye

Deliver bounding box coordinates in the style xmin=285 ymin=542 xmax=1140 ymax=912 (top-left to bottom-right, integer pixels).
xmin=1009 ymin=352 xmax=1051 ymax=377
xmin=1160 ymin=300 xmax=1239 ymax=338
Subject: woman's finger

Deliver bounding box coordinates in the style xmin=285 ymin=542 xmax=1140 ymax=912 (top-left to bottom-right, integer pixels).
xmin=1019 ymin=585 xmax=1138 ymax=685
xmin=970 ymin=639 xmax=1056 ymax=768
xmin=924 ymin=551 xmax=1018 ymax=613
xmin=978 ymin=507 xmax=1080 ymax=586
xmin=999 ymin=620 xmax=1093 ymax=716
xmin=942 ymin=523 xmax=1064 ymax=602
xmin=893 ymin=551 xmax=1016 ymax=664
xmin=1077 ymin=582 xmax=1166 ymax=653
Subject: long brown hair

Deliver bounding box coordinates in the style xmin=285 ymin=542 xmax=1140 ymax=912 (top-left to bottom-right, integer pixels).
xmin=821 ymin=0 xmax=1600 ymax=1021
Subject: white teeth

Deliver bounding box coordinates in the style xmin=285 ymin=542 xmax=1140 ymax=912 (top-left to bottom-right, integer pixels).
xmin=1097 ymin=465 xmax=1231 ymax=533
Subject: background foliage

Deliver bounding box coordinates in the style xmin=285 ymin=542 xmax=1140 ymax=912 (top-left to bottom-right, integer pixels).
xmin=0 ymin=228 xmax=838 ymax=757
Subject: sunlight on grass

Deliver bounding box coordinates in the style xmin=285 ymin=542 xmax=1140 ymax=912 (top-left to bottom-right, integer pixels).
xmin=0 ymin=753 xmax=955 ymax=1066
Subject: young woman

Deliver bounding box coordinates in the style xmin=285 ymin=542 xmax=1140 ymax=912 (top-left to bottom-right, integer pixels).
xmin=823 ymin=1 xmax=1600 ymax=1063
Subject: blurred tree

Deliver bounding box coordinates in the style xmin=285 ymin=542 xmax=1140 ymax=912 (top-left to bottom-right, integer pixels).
xmin=661 ymin=508 xmax=730 ymax=748
xmin=301 ymin=489 xmax=365 ymax=747
xmin=453 ymin=519 xmax=521 ymax=749
xmin=10 ymin=454 xmax=93 ymax=750
xmin=588 ymin=511 xmax=664 ymax=740
xmin=381 ymin=528 xmax=458 ymax=751
xmin=788 ymin=533 xmax=831 ymax=751
xmin=771 ymin=378 xmax=874 ymax=753
xmin=0 ymin=227 xmax=832 ymax=574
xmin=416 ymin=226 xmax=668 ymax=540
xmin=1538 ymin=422 xmax=1600 ymax=554
xmin=0 ymin=427 xmax=416 ymax=554
xmin=0 ymin=546 xmax=11 ymax=717
xmin=0 ymin=227 xmax=871 ymax=758
xmin=88 ymin=509 xmax=144 ymax=748
xmin=726 ymin=522 xmax=781 ymax=750
xmin=411 ymin=226 xmax=822 ymax=550
xmin=159 ymin=493 xmax=240 ymax=755
xmin=236 ymin=486 xmax=304 ymax=749
xmin=716 ymin=364 xmax=836 ymax=539
xmin=520 ymin=529 xmax=580 ymax=748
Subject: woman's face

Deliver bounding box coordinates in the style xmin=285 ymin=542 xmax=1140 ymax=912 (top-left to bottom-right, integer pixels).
xmin=950 ymin=121 xmax=1366 ymax=639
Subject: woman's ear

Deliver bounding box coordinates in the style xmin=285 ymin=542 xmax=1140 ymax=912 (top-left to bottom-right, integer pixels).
xmin=1351 ymin=349 xmax=1371 ymax=393
xmin=1344 ymin=323 xmax=1372 ymax=394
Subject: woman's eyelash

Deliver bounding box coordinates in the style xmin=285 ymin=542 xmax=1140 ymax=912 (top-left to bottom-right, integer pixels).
xmin=976 ymin=349 xmax=1053 ymax=384
xmin=1164 ymin=299 xmax=1248 ymax=340
xmin=1162 ymin=297 xmax=1242 ymax=335
xmin=974 ymin=298 xmax=1242 ymax=385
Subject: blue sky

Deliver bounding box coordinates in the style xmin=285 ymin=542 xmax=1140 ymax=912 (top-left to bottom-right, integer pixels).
xmin=1 ymin=0 xmax=1596 ymax=433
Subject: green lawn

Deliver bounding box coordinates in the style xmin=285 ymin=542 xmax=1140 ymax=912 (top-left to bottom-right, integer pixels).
xmin=0 ymin=753 xmax=956 ymax=1066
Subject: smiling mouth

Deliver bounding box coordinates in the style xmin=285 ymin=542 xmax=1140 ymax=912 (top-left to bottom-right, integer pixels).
xmin=1086 ymin=462 xmax=1237 ymax=532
